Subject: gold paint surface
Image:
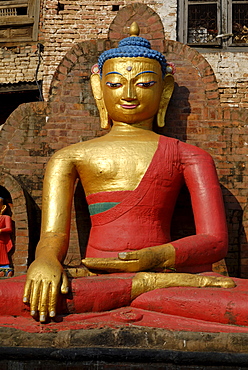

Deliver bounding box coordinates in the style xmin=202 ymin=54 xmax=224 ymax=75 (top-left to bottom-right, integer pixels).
xmin=129 ymin=22 xmax=140 ymax=36
xmin=23 ymin=53 xmax=235 ymax=323
xmin=131 ymin=272 xmax=236 ymax=300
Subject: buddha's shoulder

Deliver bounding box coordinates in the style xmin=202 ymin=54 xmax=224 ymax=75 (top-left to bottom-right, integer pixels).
xmin=176 ymin=139 xmax=214 ymax=161
xmin=49 ymin=136 xmax=110 ymax=161
xmin=158 ymin=136 xmax=214 ymax=165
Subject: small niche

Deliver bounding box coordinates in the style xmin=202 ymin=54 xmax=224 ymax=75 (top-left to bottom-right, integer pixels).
xmin=17 ymin=7 xmax=28 ymax=15
xmin=112 ymin=5 xmax=119 ymax=11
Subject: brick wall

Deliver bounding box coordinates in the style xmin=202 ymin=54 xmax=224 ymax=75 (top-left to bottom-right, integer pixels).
xmin=39 ymin=0 xmax=248 ymax=106
xmin=39 ymin=0 xmax=177 ymax=100
xmin=1 ymin=1 xmax=247 ymax=112
xmin=0 ymin=3 xmax=248 ymax=278
xmin=205 ymin=52 xmax=248 ymax=110
xmin=0 ymin=102 xmax=48 ymax=273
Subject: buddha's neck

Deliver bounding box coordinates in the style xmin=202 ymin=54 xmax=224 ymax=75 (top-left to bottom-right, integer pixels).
xmin=110 ymin=120 xmax=153 ymax=137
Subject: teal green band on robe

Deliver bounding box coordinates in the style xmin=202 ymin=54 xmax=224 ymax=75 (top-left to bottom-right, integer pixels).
xmin=88 ymin=202 xmax=120 ymax=216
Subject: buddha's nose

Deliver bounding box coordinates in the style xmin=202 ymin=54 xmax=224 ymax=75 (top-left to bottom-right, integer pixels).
xmin=123 ymin=81 xmax=136 ymax=100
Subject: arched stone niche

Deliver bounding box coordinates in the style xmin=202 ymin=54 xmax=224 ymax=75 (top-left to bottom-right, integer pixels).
xmin=0 ymin=172 xmax=29 ymax=275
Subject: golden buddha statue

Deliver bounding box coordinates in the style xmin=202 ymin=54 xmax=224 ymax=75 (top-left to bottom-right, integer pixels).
xmin=23 ymin=23 xmax=238 ymax=325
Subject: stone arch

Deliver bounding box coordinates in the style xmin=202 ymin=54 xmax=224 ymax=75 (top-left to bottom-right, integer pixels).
xmin=108 ymin=3 xmax=165 ymax=52
xmin=0 ymin=171 xmax=28 ymax=275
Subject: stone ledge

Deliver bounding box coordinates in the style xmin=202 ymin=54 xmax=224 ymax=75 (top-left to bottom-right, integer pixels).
xmin=1 ymin=327 xmax=248 ymax=368
xmin=1 ymin=326 xmax=248 ymax=354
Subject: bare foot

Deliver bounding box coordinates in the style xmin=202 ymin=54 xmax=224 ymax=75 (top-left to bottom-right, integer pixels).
xmin=131 ymin=272 xmax=236 ymax=299
xmin=202 ymin=276 xmax=236 ymax=289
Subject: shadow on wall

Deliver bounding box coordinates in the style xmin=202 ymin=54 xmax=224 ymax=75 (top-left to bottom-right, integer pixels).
xmin=222 ymin=185 xmax=244 ymax=278
xmin=0 ymin=89 xmax=40 ymax=127
xmin=23 ymin=189 xmax=41 ymax=267
xmin=159 ymin=83 xmax=191 ymax=142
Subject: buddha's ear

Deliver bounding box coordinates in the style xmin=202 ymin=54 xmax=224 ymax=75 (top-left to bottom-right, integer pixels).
xmin=90 ymin=73 xmax=110 ymax=129
xmin=157 ymin=74 xmax=174 ymax=128
xmin=0 ymin=204 xmax=6 ymax=215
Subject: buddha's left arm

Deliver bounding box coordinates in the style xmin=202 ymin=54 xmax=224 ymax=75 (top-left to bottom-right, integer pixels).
xmin=172 ymin=143 xmax=228 ymax=269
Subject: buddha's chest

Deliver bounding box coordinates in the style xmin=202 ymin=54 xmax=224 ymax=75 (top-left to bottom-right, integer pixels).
xmin=76 ymin=141 xmax=158 ymax=194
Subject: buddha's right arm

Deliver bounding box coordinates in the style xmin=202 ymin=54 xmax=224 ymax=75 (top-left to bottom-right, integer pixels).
xmin=23 ymin=149 xmax=78 ymax=322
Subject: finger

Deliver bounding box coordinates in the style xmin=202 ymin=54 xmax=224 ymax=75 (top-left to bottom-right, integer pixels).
xmin=38 ymin=281 xmax=50 ymax=322
xmin=23 ymin=279 xmax=32 ymax=303
xmin=118 ymin=251 xmax=138 ymax=260
xmin=47 ymin=271 xmax=69 ymax=318
xmin=29 ymin=280 xmax=42 ymax=317
xmin=48 ymin=281 xmax=60 ymax=318
xmin=83 ymin=258 xmax=139 ymax=272
xmin=82 ymin=258 xmax=119 ymax=269
xmin=61 ymin=270 xmax=69 ymax=294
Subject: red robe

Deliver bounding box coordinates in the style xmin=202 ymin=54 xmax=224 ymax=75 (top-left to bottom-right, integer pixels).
xmin=86 ymin=135 xmax=228 ymax=273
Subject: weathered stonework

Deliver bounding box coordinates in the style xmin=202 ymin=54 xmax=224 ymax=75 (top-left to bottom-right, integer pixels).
xmin=0 ymin=0 xmax=45 ymax=86
xmin=0 ymin=45 xmax=43 ymax=84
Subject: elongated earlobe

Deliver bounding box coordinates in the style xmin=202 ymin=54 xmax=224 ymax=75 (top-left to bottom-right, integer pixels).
xmin=157 ymin=74 xmax=174 ymax=128
xmin=91 ymin=73 xmax=110 ymax=129
xmin=0 ymin=205 xmax=6 ymax=215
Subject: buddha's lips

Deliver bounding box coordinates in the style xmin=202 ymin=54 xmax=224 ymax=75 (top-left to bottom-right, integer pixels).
xmin=121 ymin=104 xmax=138 ymax=109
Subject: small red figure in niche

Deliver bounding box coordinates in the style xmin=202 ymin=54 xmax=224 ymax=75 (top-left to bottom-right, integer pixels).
xmin=0 ymin=197 xmax=13 ymax=277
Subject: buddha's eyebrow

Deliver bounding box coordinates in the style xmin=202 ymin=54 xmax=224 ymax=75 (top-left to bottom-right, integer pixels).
xmin=105 ymin=70 xmax=158 ymax=77
xmin=105 ymin=71 xmax=122 ymax=76
xmin=135 ymin=71 xmax=158 ymax=77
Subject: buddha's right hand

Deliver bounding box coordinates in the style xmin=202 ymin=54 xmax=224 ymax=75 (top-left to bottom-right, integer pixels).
xmin=82 ymin=243 xmax=176 ymax=272
xmin=23 ymin=256 xmax=69 ymax=322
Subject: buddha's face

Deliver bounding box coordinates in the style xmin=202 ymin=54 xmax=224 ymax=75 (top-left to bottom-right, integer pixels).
xmin=101 ymin=57 xmax=164 ymax=124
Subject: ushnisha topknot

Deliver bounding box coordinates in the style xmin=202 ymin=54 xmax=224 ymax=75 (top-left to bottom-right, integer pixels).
xmin=98 ymin=22 xmax=168 ymax=77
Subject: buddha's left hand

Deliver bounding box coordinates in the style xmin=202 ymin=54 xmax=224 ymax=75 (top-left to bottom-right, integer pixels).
xmin=82 ymin=243 xmax=175 ymax=273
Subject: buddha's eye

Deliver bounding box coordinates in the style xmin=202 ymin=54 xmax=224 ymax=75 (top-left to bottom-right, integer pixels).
xmin=106 ymin=82 xmax=122 ymax=88
xmin=136 ymin=81 xmax=156 ymax=88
